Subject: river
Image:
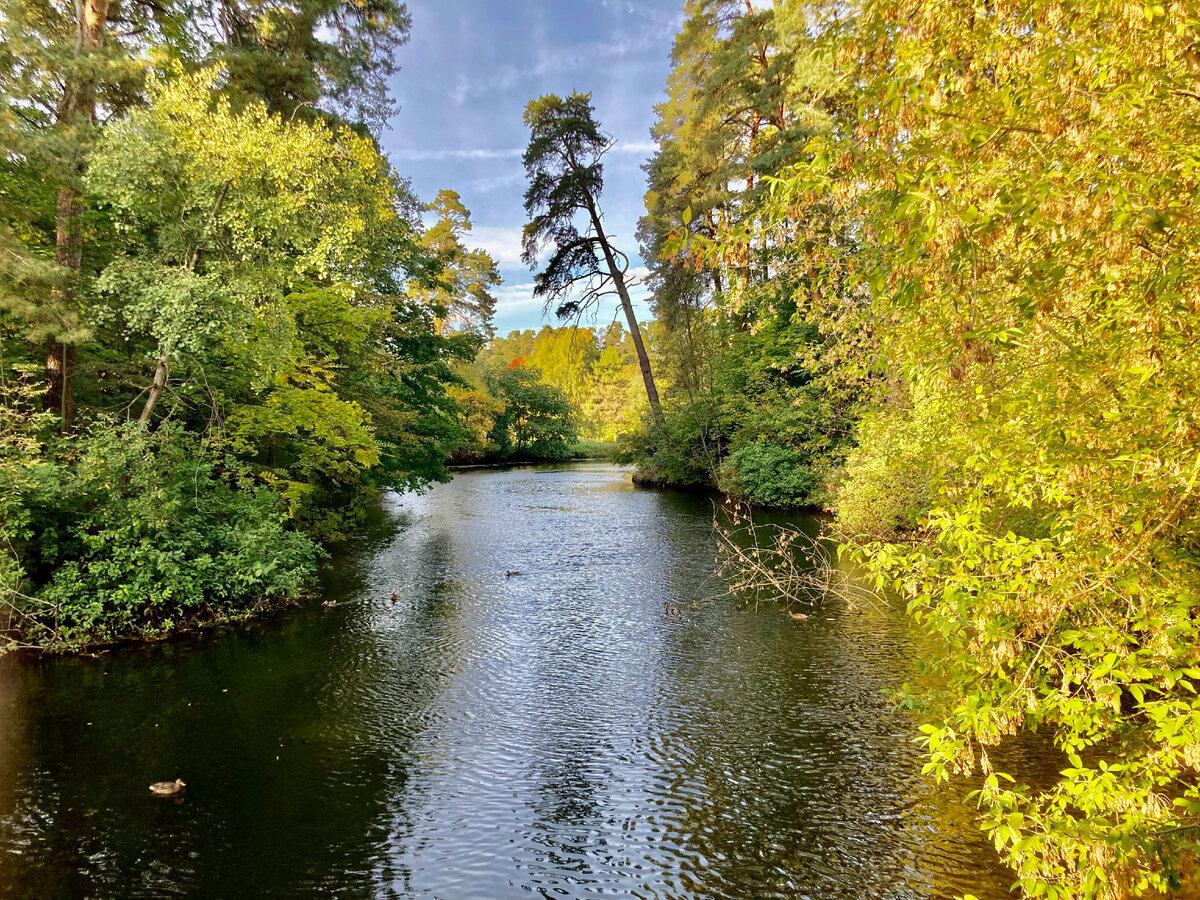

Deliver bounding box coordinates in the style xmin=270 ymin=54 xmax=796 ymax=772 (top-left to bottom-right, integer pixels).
xmin=0 ymin=462 xmax=1032 ymax=898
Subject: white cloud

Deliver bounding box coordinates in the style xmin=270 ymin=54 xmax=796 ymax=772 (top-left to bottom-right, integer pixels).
xmin=394 ymin=139 xmax=655 ymax=165
xmin=611 ymin=142 xmax=657 ymax=155
xmin=464 ymin=172 xmax=527 ymax=194
xmin=446 ymin=17 xmax=677 ymax=109
xmin=492 ymin=271 xmax=653 ymax=319
xmin=624 ymin=265 xmax=652 ymax=288
xmin=471 ymin=225 xmax=527 ymax=267
xmin=493 ymin=282 xmax=544 ymax=314
xmin=392 ymin=147 xmax=524 ymax=162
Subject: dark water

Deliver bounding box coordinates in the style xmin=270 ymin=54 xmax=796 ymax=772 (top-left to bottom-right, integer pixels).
xmin=0 ymin=463 xmax=1032 ymax=899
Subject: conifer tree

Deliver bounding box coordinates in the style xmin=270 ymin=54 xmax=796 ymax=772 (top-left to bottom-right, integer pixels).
xmin=521 ymin=91 xmax=662 ymax=423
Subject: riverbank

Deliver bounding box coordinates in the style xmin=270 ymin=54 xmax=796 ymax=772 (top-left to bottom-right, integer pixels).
xmin=1 ymin=448 xmax=621 ymax=656
xmin=449 ymin=440 xmax=620 ymax=468
xmin=631 ymin=462 xmax=833 ymax=515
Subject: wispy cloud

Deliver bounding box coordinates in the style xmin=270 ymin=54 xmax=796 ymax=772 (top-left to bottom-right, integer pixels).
xmin=393 ymin=141 xmax=657 ymax=163
xmin=392 ymin=147 xmax=523 ymax=162
xmin=463 ymin=172 xmax=527 ymax=194
xmin=471 ymin=225 xmax=527 ymax=267
xmin=493 ymin=282 xmax=544 ymax=314
xmin=447 ymin=18 xmax=677 ymax=108
xmin=493 ymin=273 xmax=653 ymax=317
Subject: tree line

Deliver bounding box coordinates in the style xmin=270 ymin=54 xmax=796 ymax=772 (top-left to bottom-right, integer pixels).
xmin=0 ymin=0 xmax=508 ymax=647
xmin=623 ymin=0 xmax=1200 ymax=895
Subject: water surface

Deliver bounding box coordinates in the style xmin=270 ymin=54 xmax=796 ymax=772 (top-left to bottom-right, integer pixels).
xmin=0 ymin=463 xmax=1028 ymax=898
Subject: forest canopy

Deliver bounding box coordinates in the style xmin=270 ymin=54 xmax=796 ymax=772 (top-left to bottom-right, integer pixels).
xmin=631 ymin=0 xmax=1200 ymax=895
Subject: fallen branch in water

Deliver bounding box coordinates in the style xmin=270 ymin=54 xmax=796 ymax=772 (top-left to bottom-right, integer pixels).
xmin=712 ymin=501 xmax=886 ymax=613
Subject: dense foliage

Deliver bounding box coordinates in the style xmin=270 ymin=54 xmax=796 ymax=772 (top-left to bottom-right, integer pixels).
xmin=0 ymin=1 xmax=490 ymax=647
xmin=640 ymin=0 xmax=1200 ymax=894
xmin=630 ymin=0 xmax=872 ymax=507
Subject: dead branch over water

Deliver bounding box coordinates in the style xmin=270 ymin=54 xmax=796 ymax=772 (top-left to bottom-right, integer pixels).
xmin=712 ymin=502 xmax=886 ymax=613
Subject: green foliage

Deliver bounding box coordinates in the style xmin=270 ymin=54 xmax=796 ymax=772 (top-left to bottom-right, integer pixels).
xmin=5 ymin=423 xmax=317 ymax=649
xmin=1 ymin=25 xmax=489 ymax=648
xmin=225 ymin=362 xmax=379 ymax=529
xmin=632 ymin=0 xmax=873 ymax=507
xmin=641 ymin=0 xmax=1200 ymax=888
xmin=622 ymin=403 xmax=722 ymax=488
xmin=413 ymin=189 xmax=500 ymax=338
xmin=452 ymin=322 xmax=648 ymax=462
xmin=485 ymin=366 xmax=577 ymax=461
xmin=718 ymin=442 xmax=816 ymax=508
xmin=836 ymin=388 xmax=963 ymax=541
xmin=210 ymin=0 xmax=412 ymax=133
xmin=762 ymin=0 xmax=1200 ymax=892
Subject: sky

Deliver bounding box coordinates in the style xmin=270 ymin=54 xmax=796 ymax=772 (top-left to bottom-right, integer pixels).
xmin=381 ymin=0 xmax=685 ymax=336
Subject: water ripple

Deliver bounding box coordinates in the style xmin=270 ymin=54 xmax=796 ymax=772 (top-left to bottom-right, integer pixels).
xmin=0 ymin=463 xmax=1044 ymax=899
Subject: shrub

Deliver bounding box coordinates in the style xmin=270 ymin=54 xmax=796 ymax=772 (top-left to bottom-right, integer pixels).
xmin=718 ymin=441 xmax=817 ymax=508
xmin=8 ymin=423 xmax=318 ymax=648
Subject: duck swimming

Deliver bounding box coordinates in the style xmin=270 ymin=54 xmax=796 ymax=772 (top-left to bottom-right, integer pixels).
xmin=505 ymin=571 xmax=522 ymax=577
xmin=149 ymin=778 xmax=185 ymax=796
xmin=787 ymin=611 xmax=809 ymax=621
xmin=663 ymin=602 xmax=681 ymax=616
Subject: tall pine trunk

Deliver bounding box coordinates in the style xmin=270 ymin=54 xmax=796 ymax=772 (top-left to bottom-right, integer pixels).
xmin=46 ymin=0 xmax=109 ymax=428
xmin=586 ymin=201 xmax=662 ymax=424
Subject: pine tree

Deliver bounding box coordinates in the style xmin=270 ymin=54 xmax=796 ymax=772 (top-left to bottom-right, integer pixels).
xmin=521 ymin=91 xmax=661 ymax=423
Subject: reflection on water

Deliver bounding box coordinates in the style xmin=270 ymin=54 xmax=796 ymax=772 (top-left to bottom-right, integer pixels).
xmin=0 ymin=463 xmax=1026 ymax=898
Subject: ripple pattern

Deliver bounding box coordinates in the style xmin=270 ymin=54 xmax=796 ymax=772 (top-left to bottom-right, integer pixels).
xmin=0 ymin=463 xmax=1043 ymax=899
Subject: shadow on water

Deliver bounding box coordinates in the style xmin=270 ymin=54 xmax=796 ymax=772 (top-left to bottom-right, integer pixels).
xmin=0 ymin=463 xmax=1055 ymax=898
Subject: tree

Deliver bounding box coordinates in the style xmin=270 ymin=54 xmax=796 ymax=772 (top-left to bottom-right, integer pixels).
xmin=87 ymin=69 xmax=410 ymax=425
xmin=772 ymin=0 xmax=1200 ymax=892
xmin=0 ymin=0 xmax=412 ymax=431
xmin=520 ymin=91 xmax=662 ymax=423
xmin=583 ymin=340 xmax=632 ymax=441
xmin=527 ymin=324 xmax=598 ymax=406
xmin=414 ymin=189 xmax=500 ymax=338
xmin=0 ymin=0 xmax=156 ymax=426
xmin=486 ymin=365 xmax=576 ymax=460
xmin=206 ymin=0 xmax=412 ymax=133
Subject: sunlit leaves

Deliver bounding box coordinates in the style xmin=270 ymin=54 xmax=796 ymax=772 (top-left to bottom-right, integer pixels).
xmin=776 ymin=0 xmax=1200 ymax=892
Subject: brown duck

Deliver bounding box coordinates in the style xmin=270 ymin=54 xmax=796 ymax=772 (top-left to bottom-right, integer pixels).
xmin=149 ymin=778 xmax=186 ymax=796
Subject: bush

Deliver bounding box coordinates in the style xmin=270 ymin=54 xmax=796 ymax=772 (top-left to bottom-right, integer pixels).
xmin=718 ymin=441 xmax=817 ymax=508
xmin=7 ymin=423 xmax=318 ymax=648
xmin=485 ymin=366 xmax=578 ymax=460
xmin=834 ymin=389 xmax=962 ymax=540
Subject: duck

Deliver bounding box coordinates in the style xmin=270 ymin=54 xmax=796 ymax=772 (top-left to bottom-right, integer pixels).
xmin=505 ymin=570 xmax=522 ymax=577
xmin=149 ymin=778 xmax=186 ymax=796
xmin=321 ymin=600 xmax=336 ymax=609
xmin=663 ymin=602 xmax=681 ymax=616
xmin=787 ymin=610 xmax=809 ymax=621
xmin=390 ymin=592 xmax=400 ymax=604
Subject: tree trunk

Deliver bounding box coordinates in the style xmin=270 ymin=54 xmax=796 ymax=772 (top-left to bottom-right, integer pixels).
xmin=45 ymin=0 xmax=110 ymax=429
xmin=138 ymin=346 xmax=170 ymax=424
xmin=586 ymin=204 xmax=663 ymax=424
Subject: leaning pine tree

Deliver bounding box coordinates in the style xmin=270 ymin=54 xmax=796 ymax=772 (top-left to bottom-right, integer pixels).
xmin=520 ymin=92 xmax=662 ymax=423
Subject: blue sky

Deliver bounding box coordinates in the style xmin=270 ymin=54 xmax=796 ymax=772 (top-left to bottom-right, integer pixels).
xmin=381 ymin=0 xmax=685 ymax=335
